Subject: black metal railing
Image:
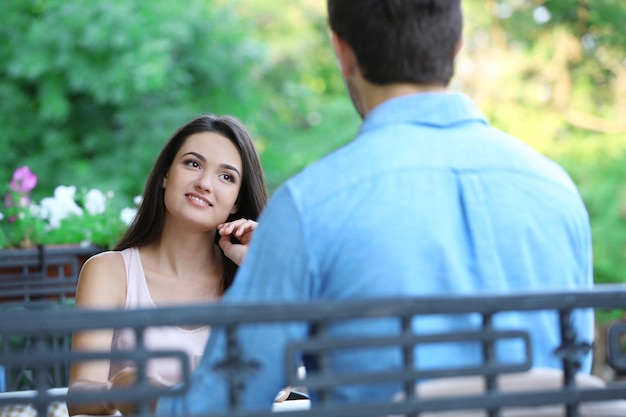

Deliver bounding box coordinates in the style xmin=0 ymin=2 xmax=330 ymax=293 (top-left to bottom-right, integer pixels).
xmin=0 ymin=244 xmax=101 ymax=391
xmin=0 ymin=244 xmax=101 ymax=306
xmin=1 ymin=284 xmax=626 ymax=416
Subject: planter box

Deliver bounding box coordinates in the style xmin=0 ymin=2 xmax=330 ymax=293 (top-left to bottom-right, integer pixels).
xmin=0 ymin=244 xmax=103 ymax=391
xmin=0 ymin=244 xmax=102 ymax=306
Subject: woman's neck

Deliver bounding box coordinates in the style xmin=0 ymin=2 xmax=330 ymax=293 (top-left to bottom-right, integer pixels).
xmin=142 ymin=229 xmax=221 ymax=281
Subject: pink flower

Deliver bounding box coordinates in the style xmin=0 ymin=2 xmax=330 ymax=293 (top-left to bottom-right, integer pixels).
xmin=10 ymin=166 xmax=38 ymax=193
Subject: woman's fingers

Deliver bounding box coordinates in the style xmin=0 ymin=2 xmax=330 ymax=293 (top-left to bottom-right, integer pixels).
xmin=219 ymin=218 xmax=255 ymax=235
xmin=218 ymin=220 xmax=258 ymax=266
xmin=218 ymin=219 xmax=258 ymax=238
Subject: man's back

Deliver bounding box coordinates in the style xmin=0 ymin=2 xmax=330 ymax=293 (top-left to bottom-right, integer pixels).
xmin=288 ymin=93 xmax=589 ymax=303
xmin=214 ymin=92 xmax=593 ymax=405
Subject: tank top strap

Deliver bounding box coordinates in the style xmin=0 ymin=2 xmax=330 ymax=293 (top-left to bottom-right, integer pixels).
xmin=120 ymin=247 xmax=155 ymax=308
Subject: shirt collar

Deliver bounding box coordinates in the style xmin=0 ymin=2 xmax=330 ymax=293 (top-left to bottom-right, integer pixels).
xmin=359 ymin=92 xmax=488 ymax=134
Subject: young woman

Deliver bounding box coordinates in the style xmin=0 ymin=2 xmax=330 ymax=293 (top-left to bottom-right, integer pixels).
xmin=67 ymin=114 xmax=269 ymax=416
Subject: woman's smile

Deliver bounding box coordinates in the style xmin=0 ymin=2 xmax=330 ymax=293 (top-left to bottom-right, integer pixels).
xmin=186 ymin=193 xmax=212 ymax=207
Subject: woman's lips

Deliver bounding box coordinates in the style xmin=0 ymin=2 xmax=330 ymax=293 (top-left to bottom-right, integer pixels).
xmin=186 ymin=194 xmax=212 ymax=206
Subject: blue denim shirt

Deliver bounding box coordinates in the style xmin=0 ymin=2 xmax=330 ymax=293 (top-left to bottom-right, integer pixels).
xmin=157 ymin=93 xmax=593 ymax=415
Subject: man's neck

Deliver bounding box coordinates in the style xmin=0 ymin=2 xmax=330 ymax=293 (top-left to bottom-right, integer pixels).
xmin=360 ymin=80 xmax=447 ymax=117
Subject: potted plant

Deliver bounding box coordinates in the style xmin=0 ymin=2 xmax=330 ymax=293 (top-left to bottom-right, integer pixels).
xmin=0 ymin=166 xmax=139 ymax=303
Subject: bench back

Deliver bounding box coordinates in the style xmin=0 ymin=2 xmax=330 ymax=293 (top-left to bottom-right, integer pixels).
xmin=1 ymin=284 xmax=626 ymax=416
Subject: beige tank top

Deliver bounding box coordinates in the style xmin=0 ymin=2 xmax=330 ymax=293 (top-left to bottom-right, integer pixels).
xmin=109 ymin=247 xmax=210 ymax=386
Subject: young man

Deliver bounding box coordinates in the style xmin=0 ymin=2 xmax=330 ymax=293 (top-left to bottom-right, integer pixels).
xmin=157 ymin=1 xmax=594 ymax=414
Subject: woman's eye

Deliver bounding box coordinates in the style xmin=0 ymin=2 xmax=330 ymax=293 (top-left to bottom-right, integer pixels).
xmin=219 ymin=173 xmax=235 ymax=183
xmin=185 ymin=160 xmax=201 ymax=169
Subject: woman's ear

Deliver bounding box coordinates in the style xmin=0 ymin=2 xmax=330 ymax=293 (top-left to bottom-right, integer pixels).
xmin=230 ymin=203 xmax=238 ymax=215
xmin=162 ymin=174 xmax=168 ymax=188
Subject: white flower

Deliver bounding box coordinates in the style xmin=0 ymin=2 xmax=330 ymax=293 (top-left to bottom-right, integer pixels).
xmin=28 ymin=203 xmax=42 ymax=218
xmin=133 ymin=195 xmax=143 ymax=206
xmin=0 ymin=211 xmax=4 ymax=221
xmin=40 ymin=185 xmax=84 ymax=229
xmin=19 ymin=202 xmax=39 ymax=220
xmin=120 ymin=207 xmax=137 ymax=226
xmin=85 ymin=189 xmax=107 ymax=215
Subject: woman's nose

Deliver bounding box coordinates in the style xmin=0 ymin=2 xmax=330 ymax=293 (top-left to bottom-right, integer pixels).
xmin=195 ymin=173 xmax=213 ymax=192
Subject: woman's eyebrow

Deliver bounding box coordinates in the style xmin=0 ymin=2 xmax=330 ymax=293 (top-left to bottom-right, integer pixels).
xmin=221 ymin=163 xmax=241 ymax=177
xmin=183 ymin=151 xmax=206 ymax=161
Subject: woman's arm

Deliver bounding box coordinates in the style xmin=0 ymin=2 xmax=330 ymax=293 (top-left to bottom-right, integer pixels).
xmin=67 ymin=251 xmax=126 ymax=416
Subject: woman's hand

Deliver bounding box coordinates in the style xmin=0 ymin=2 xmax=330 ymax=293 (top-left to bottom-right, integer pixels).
xmin=217 ymin=218 xmax=258 ymax=266
xmin=67 ymin=380 xmax=118 ymax=416
xmin=109 ymin=367 xmax=168 ymax=415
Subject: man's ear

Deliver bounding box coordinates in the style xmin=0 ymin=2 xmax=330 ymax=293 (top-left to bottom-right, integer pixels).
xmin=331 ymin=32 xmax=358 ymax=78
xmin=454 ymin=36 xmax=464 ymax=59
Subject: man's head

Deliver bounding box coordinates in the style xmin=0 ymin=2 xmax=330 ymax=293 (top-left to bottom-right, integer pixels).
xmin=327 ymin=0 xmax=463 ymax=87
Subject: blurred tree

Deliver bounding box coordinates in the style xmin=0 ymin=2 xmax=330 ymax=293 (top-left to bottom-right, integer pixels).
xmin=459 ymin=0 xmax=625 ymax=145
xmin=0 ymin=0 xmax=623 ymax=288
xmin=222 ymin=0 xmax=359 ymax=190
xmin=0 ymin=0 xmax=267 ymax=200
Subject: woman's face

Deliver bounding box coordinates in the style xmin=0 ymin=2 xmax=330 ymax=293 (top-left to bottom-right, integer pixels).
xmin=163 ymin=131 xmax=242 ymax=231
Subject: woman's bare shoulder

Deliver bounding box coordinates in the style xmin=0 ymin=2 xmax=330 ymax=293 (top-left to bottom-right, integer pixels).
xmin=76 ymin=250 xmax=127 ymax=308
xmin=85 ymin=249 xmax=125 ymax=263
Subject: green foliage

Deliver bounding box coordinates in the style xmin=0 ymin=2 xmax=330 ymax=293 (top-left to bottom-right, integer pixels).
xmin=0 ymin=190 xmax=47 ymax=249
xmin=42 ymin=209 xmax=128 ymax=249
xmin=259 ymin=95 xmax=359 ymax=188
xmin=0 ymin=0 xmax=624 ymax=286
xmin=219 ymin=1 xmax=353 ymax=191
xmin=550 ymin=137 xmax=626 ymax=287
xmin=0 ymin=0 xmax=266 ymax=201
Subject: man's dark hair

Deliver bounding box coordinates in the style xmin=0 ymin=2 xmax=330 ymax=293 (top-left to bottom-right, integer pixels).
xmin=327 ymin=0 xmax=463 ymax=86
